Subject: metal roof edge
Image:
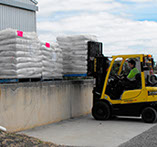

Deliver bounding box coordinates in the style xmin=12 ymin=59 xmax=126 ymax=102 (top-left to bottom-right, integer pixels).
xmin=30 ymin=0 xmax=38 ymax=5
xmin=0 ymin=0 xmax=38 ymax=11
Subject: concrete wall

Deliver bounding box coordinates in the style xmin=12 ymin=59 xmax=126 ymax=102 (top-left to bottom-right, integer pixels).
xmin=0 ymin=79 xmax=93 ymax=132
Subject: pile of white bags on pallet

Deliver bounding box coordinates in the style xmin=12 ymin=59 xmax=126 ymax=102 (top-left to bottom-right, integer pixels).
xmin=0 ymin=29 xmax=42 ymax=79
xmin=41 ymin=42 xmax=63 ymax=79
xmin=57 ymin=35 xmax=97 ymax=74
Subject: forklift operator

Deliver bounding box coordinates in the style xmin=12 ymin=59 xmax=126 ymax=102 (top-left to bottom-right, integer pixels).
xmin=127 ymin=59 xmax=139 ymax=81
xmin=117 ymin=59 xmax=140 ymax=92
xmin=119 ymin=59 xmax=141 ymax=91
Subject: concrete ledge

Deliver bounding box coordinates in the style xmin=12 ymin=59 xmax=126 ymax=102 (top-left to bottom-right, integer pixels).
xmin=0 ymin=79 xmax=93 ymax=132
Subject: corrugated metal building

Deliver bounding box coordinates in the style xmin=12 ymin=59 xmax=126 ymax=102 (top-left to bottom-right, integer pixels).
xmin=0 ymin=0 xmax=38 ymax=32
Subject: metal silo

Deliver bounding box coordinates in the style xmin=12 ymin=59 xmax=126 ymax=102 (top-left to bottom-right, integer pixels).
xmin=0 ymin=0 xmax=38 ymax=32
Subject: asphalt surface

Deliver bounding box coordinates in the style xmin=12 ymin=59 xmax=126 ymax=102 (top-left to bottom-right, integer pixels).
xmin=119 ymin=125 xmax=157 ymax=147
xmin=21 ymin=115 xmax=156 ymax=147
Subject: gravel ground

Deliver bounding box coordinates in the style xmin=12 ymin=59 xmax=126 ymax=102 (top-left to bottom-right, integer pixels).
xmin=0 ymin=130 xmax=62 ymax=147
xmin=119 ymin=124 xmax=157 ymax=147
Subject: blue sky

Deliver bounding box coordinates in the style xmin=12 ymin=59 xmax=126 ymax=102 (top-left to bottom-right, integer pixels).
xmin=115 ymin=0 xmax=157 ymax=21
xmin=37 ymin=0 xmax=157 ymax=60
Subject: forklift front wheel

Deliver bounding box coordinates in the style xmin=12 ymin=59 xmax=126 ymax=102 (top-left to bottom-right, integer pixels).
xmin=142 ymin=107 xmax=157 ymax=123
xmin=92 ymin=101 xmax=111 ymax=120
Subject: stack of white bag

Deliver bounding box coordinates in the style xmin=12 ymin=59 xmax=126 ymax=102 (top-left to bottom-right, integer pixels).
xmin=52 ymin=43 xmax=63 ymax=78
xmin=0 ymin=29 xmax=42 ymax=79
xmin=41 ymin=42 xmax=63 ymax=79
xmin=57 ymin=35 xmax=97 ymax=74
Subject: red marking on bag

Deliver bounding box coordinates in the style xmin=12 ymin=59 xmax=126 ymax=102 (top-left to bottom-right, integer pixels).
xmin=46 ymin=42 xmax=50 ymax=48
xmin=17 ymin=31 xmax=23 ymax=37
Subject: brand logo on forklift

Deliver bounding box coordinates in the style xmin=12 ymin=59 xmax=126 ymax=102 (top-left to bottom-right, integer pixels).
xmin=123 ymin=100 xmax=134 ymax=103
xmin=123 ymin=99 xmax=137 ymax=103
xmin=148 ymin=91 xmax=157 ymax=96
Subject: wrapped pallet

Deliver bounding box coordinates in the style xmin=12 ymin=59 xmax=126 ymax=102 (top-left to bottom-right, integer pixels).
xmin=0 ymin=29 xmax=42 ymax=79
xmin=41 ymin=42 xmax=63 ymax=79
xmin=57 ymin=35 xmax=97 ymax=75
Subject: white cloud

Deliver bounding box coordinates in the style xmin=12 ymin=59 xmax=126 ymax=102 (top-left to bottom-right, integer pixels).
xmin=37 ymin=0 xmax=157 ymax=60
xmin=37 ymin=0 xmax=123 ymax=16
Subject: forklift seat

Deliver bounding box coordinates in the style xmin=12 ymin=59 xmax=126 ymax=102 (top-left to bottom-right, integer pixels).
xmin=134 ymin=73 xmax=141 ymax=88
xmin=124 ymin=73 xmax=141 ymax=90
xmin=135 ymin=73 xmax=141 ymax=81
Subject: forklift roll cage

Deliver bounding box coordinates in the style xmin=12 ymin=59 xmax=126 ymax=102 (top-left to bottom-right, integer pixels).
xmin=101 ymin=54 xmax=150 ymax=104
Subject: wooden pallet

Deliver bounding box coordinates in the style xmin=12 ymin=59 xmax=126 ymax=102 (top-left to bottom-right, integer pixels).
xmin=63 ymin=74 xmax=87 ymax=77
xmin=0 ymin=79 xmax=18 ymax=84
xmin=41 ymin=77 xmax=63 ymax=81
xmin=0 ymin=78 xmax=41 ymax=84
xmin=18 ymin=78 xmax=41 ymax=83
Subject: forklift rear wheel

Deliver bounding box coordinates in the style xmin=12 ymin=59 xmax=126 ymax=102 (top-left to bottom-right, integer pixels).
xmin=92 ymin=101 xmax=111 ymax=120
xmin=142 ymin=107 xmax=157 ymax=123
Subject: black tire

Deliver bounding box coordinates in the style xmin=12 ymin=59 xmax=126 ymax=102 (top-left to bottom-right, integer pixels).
xmin=92 ymin=101 xmax=111 ymax=120
xmin=142 ymin=107 xmax=157 ymax=123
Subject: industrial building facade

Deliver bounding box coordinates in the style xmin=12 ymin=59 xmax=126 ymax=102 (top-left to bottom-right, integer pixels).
xmin=0 ymin=0 xmax=38 ymax=32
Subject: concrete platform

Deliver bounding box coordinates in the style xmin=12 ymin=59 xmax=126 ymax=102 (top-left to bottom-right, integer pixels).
xmin=21 ymin=115 xmax=156 ymax=147
xmin=0 ymin=79 xmax=93 ymax=132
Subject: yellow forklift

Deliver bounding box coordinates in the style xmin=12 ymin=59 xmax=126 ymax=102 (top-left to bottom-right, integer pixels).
xmin=88 ymin=42 xmax=157 ymax=123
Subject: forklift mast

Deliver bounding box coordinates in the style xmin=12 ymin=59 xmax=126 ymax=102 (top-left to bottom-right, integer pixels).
xmin=87 ymin=41 xmax=109 ymax=104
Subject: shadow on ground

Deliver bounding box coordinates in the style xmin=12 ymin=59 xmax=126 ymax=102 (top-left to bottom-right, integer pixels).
xmin=89 ymin=115 xmax=143 ymax=123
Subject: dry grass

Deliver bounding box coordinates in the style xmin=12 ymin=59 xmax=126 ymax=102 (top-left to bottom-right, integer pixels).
xmin=0 ymin=130 xmax=59 ymax=147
